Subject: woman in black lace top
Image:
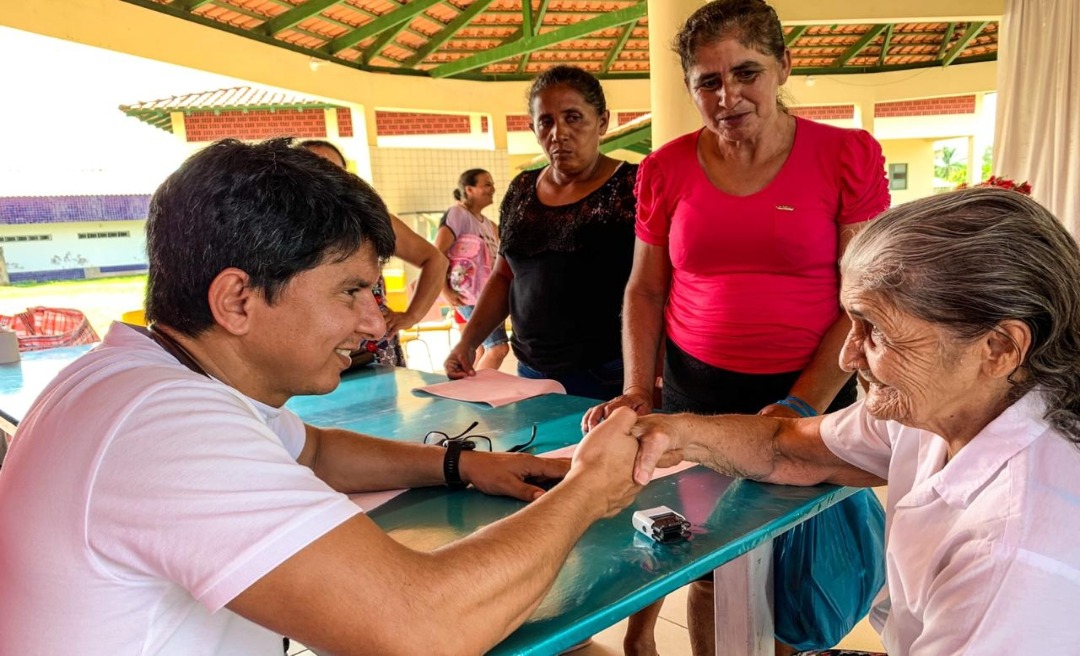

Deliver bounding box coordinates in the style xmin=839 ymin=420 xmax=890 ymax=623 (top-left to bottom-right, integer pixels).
xmin=444 ymin=66 xmax=637 ymax=400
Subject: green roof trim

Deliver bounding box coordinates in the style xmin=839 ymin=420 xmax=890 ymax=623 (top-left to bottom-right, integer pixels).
xmin=428 ymin=2 xmax=647 ymax=78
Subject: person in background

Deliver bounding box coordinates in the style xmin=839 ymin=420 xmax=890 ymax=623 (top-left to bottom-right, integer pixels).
xmin=434 ymin=168 xmax=509 ymax=371
xmin=631 ymin=187 xmax=1080 ymax=656
xmin=443 ymin=65 xmax=637 ymax=400
xmin=299 ymin=139 xmax=447 ymax=367
xmin=0 ymin=138 xmax=646 ymax=654
xmin=583 ymin=0 xmax=890 ymax=653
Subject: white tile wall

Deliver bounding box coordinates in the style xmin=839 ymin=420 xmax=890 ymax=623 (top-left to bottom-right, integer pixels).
xmin=369 ymin=147 xmax=513 ymax=218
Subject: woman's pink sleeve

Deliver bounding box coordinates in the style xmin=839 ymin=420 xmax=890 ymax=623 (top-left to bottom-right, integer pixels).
xmin=838 ymin=129 xmax=891 ymax=225
xmin=635 ymin=154 xmax=671 ymax=246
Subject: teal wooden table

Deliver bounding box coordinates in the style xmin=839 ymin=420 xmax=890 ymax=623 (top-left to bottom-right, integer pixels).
xmin=0 ymin=344 xmax=93 ymax=437
xmin=0 ymin=347 xmax=855 ymax=655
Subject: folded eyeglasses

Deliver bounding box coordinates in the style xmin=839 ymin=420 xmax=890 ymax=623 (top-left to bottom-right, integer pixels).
xmin=423 ymin=421 xmax=538 ymax=453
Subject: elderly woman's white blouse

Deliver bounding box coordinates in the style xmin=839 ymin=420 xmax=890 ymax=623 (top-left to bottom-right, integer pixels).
xmin=820 ymin=391 xmax=1080 ymax=655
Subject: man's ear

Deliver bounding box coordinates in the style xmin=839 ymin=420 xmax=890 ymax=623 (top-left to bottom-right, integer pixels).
xmin=983 ymin=319 xmax=1032 ymax=380
xmin=207 ymin=268 xmax=256 ymax=336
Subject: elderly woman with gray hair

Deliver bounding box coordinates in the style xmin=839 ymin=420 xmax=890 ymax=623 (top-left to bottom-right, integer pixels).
xmin=631 ymin=188 xmax=1080 ymax=656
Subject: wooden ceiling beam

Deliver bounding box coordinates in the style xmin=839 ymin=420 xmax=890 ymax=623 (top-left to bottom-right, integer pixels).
xmin=260 ymin=0 xmax=344 ymax=37
xmin=602 ymin=25 xmax=634 ymax=74
xmin=533 ymin=0 xmax=550 ymax=36
xmin=832 ymin=24 xmax=889 ymax=67
xmin=521 ymin=2 xmax=532 ymax=37
xmin=784 ymin=25 xmax=808 ymax=46
xmin=878 ymin=24 xmax=894 ymax=66
xmin=403 ymin=0 xmax=495 ymax=67
xmin=362 ymin=20 xmax=411 ymax=66
xmin=325 ymin=0 xmax=445 ymax=55
xmin=770 ymin=0 xmax=1002 ymax=24
xmin=176 ymin=0 xmax=215 ymax=11
xmin=937 ymin=22 xmax=957 ymax=59
xmin=428 ymin=1 xmax=646 ymax=78
xmin=942 ymin=21 xmax=989 ymax=66
xmin=793 ymin=51 xmax=995 ymax=75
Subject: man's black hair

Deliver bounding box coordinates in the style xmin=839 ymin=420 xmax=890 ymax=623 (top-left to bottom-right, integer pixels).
xmin=145 ymin=137 xmax=396 ymax=336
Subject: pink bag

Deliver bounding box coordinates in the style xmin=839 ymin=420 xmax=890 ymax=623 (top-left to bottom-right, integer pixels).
xmin=0 ymin=307 xmax=100 ymax=351
xmin=446 ymin=234 xmax=493 ymax=305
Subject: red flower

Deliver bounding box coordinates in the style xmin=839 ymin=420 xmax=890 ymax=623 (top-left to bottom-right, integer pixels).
xmin=957 ymin=176 xmax=1032 ymax=195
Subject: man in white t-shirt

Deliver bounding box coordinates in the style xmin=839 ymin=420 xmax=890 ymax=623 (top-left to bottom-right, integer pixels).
xmin=0 ymin=138 xmax=644 ymax=655
xmin=629 ymin=189 xmax=1080 ymax=655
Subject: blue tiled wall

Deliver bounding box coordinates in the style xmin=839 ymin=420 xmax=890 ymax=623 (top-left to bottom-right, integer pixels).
xmin=98 ymin=264 xmax=149 ymax=275
xmin=8 ymin=264 xmax=148 ymax=284
xmin=9 ymin=268 xmax=86 ymax=283
xmin=0 ymin=195 xmax=152 ymax=225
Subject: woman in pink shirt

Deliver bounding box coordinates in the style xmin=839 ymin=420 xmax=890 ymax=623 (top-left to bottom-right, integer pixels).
xmin=434 ymin=169 xmax=509 ymax=371
xmin=584 ymin=1 xmax=890 ymax=655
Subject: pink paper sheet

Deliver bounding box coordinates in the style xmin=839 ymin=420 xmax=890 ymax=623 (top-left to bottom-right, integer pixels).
xmin=414 ymin=369 xmax=566 ymax=407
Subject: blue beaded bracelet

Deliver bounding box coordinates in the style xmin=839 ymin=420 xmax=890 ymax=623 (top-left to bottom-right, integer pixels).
xmin=775 ymin=395 xmax=818 ymax=417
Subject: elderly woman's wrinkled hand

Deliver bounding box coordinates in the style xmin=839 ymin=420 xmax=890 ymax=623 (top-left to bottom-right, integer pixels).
xmin=629 ymin=415 xmax=687 ymax=486
xmin=581 ymin=388 xmax=653 ymax=433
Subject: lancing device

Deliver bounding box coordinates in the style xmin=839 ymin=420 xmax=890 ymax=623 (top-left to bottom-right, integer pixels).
xmin=632 ymin=505 xmax=691 ymax=544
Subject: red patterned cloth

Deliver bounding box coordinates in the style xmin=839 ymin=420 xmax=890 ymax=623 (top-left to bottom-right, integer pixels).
xmin=0 ymin=307 xmax=100 ymax=351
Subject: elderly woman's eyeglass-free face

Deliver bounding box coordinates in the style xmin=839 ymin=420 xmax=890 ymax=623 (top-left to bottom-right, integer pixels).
xmin=839 ymin=286 xmax=991 ymax=437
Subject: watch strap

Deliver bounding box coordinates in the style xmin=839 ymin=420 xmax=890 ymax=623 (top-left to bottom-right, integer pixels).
xmin=443 ymin=439 xmax=468 ymax=490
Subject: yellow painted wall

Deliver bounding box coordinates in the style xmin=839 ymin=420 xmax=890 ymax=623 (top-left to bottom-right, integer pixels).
xmin=880 ymin=139 xmax=938 ymax=207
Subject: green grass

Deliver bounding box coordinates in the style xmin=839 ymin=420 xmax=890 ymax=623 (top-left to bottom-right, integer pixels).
xmin=0 ymin=276 xmax=147 ymax=338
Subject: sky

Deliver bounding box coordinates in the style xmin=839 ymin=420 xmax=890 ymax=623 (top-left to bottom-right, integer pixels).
xmin=0 ymin=26 xmax=253 ymax=196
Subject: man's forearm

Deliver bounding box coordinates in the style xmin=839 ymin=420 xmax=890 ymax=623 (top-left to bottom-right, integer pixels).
xmin=411 ymin=473 xmax=612 ymax=653
xmin=310 ymin=428 xmax=445 ymax=493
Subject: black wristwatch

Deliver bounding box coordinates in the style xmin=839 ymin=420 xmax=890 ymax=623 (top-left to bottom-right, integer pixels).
xmin=442 ymin=439 xmax=469 ymax=490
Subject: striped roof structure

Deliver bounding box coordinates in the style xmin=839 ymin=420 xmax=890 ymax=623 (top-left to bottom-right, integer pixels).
xmin=120 ymin=0 xmax=999 ymax=81
xmin=119 ymin=86 xmax=345 ymax=132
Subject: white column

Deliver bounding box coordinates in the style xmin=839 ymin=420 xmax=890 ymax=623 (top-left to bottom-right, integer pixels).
xmin=324 ymin=107 xmax=340 ymax=139
xmin=854 ymin=97 xmax=876 ymax=136
xmin=492 ymin=114 xmax=508 ymax=151
xmin=647 ymin=0 xmax=703 ymax=148
xmin=169 ymin=111 xmax=187 ymax=142
xmin=970 ymin=92 xmax=993 ymax=185
xmin=350 ymin=106 xmax=375 ymax=183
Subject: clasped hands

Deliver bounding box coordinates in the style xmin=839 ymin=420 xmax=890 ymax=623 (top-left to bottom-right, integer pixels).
xmin=454 ymin=408 xmax=683 ymax=518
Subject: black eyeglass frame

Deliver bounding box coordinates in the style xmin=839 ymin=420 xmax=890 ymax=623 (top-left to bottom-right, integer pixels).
xmin=423 ymin=422 xmax=538 ymax=453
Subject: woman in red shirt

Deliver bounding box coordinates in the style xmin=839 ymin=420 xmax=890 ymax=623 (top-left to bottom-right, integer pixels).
xmin=584 ymin=1 xmax=890 ymax=654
